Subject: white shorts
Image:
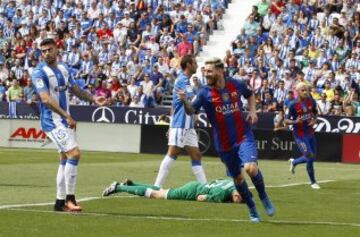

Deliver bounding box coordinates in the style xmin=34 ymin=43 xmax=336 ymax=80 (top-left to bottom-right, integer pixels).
xmin=46 ymin=125 xmax=78 ymax=153
xmin=168 ymin=128 xmax=198 ymax=148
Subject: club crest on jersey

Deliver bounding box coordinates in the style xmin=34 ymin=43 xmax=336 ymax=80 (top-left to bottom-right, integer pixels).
xmin=231 ymin=92 xmax=238 ymax=99
xmin=222 ymin=93 xmax=230 ymax=101
xmin=35 ymin=78 xmax=45 ymax=89
xmin=55 ymin=129 xmax=67 ymax=141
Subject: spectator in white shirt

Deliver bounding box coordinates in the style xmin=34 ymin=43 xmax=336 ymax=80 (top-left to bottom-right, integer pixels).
xmin=317 ymin=93 xmax=332 ymax=115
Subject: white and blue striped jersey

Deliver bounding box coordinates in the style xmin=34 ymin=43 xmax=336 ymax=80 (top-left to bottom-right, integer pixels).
xmin=171 ymin=72 xmax=195 ymax=129
xmin=32 ymin=62 xmax=76 ymax=132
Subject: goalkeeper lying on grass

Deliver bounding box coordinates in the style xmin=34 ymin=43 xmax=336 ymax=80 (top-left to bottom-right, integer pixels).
xmin=102 ymin=178 xmax=243 ymax=203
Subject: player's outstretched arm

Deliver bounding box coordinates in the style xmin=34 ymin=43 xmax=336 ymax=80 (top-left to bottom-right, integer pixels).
xmin=71 ymin=85 xmax=107 ymax=106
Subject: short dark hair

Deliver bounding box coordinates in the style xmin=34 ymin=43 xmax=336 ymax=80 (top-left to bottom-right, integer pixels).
xmin=180 ymin=55 xmax=195 ymax=71
xmin=40 ymin=38 xmax=56 ymax=47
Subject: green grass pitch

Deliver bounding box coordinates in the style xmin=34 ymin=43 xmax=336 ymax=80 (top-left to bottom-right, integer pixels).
xmin=0 ymin=148 xmax=359 ymax=237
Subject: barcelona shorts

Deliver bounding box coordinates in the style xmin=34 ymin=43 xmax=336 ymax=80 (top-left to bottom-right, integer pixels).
xmin=294 ymin=135 xmax=317 ymax=158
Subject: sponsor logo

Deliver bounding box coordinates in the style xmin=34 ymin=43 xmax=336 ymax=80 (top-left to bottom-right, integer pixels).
xmin=196 ymin=128 xmax=211 ymax=154
xmin=315 ymin=117 xmax=360 ymax=133
xmin=215 ymin=102 xmax=240 ymax=114
xmin=212 ymin=97 xmax=221 ymax=103
xmin=92 ymin=106 xmax=115 ymax=123
xmin=256 ymin=137 xmax=297 ymax=152
xmin=124 ymin=109 xmax=162 ymax=124
xmin=9 ymin=127 xmax=47 ymax=143
xmin=54 ymin=85 xmax=68 ymax=92
xmin=230 ymin=91 xmax=238 ymax=99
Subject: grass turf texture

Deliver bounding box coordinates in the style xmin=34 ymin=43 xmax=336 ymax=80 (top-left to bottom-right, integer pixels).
xmin=0 ymin=148 xmax=359 ymax=237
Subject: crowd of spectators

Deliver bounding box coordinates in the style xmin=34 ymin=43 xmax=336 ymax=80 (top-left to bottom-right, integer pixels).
xmin=222 ymin=0 xmax=359 ymax=117
xmin=0 ymin=0 xmax=358 ymax=117
xmin=0 ymin=0 xmax=228 ymax=107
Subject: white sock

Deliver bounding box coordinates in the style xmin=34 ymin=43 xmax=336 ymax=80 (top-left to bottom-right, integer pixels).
xmin=154 ymin=155 xmax=176 ymax=187
xmin=144 ymin=188 xmax=153 ymax=198
xmin=64 ymin=159 xmax=79 ymax=195
xmin=192 ymin=165 xmax=207 ymax=184
xmin=56 ymin=161 xmax=66 ymax=200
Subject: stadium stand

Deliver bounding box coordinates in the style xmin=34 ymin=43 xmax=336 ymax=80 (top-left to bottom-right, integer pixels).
xmin=0 ymin=0 xmax=229 ymax=108
xmin=223 ymin=0 xmax=359 ymax=116
xmin=0 ymin=0 xmax=358 ymax=116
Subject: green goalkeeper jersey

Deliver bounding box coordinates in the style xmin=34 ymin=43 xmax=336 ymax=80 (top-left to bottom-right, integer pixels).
xmin=167 ymin=179 xmax=236 ymax=203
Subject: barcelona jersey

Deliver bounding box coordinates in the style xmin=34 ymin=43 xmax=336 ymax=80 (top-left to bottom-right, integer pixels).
xmin=192 ymin=78 xmax=252 ymax=152
xmin=286 ymin=97 xmax=318 ymax=138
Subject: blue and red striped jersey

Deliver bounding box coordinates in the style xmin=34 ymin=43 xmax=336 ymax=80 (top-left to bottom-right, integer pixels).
xmin=192 ymin=78 xmax=252 ymax=152
xmin=286 ymin=97 xmax=318 ymax=138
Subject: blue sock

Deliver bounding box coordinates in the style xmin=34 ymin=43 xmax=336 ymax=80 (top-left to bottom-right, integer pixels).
xmin=293 ymin=156 xmax=308 ymax=166
xmin=66 ymin=159 xmax=79 ymax=166
xmin=251 ymin=171 xmax=267 ymax=200
xmin=60 ymin=159 xmax=67 ymax=165
xmin=306 ymin=159 xmax=316 ymax=184
xmin=235 ymin=181 xmax=255 ymax=209
xmin=191 ymin=160 xmax=201 ymax=166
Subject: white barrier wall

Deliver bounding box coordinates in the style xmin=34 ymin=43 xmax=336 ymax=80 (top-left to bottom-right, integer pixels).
xmin=0 ymin=119 xmax=141 ymax=153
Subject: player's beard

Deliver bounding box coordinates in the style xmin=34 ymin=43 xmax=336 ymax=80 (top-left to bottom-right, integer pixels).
xmin=299 ymin=91 xmax=308 ymax=100
xmin=206 ymin=76 xmax=216 ymax=86
xmin=45 ymin=56 xmax=57 ymax=66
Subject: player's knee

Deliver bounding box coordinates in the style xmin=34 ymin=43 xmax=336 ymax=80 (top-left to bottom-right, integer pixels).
xmin=306 ymin=156 xmax=315 ymax=162
xmin=244 ymin=164 xmax=258 ymax=177
xmin=150 ymin=190 xmax=166 ymax=199
xmin=186 ymin=147 xmax=202 ymax=161
xmin=66 ymin=147 xmax=81 ymax=159
xmin=233 ymin=173 xmax=245 ymax=185
xmin=304 ymin=152 xmax=314 ymax=159
xmin=59 ymin=153 xmax=67 ymax=160
xmin=190 ymin=152 xmax=202 ymax=161
xmin=167 ymin=146 xmax=181 ymax=157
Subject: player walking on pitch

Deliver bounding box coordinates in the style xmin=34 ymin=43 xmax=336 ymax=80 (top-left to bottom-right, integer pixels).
xmin=154 ymin=55 xmax=207 ymax=187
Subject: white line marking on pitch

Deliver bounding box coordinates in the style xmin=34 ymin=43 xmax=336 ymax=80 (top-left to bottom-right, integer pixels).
xmin=6 ymin=208 xmax=360 ymax=228
xmin=0 ymin=180 xmax=335 ymax=210
xmin=262 ymin=179 xmax=335 ymax=188
xmin=0 ymin=196 xmax=135 ymax=210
